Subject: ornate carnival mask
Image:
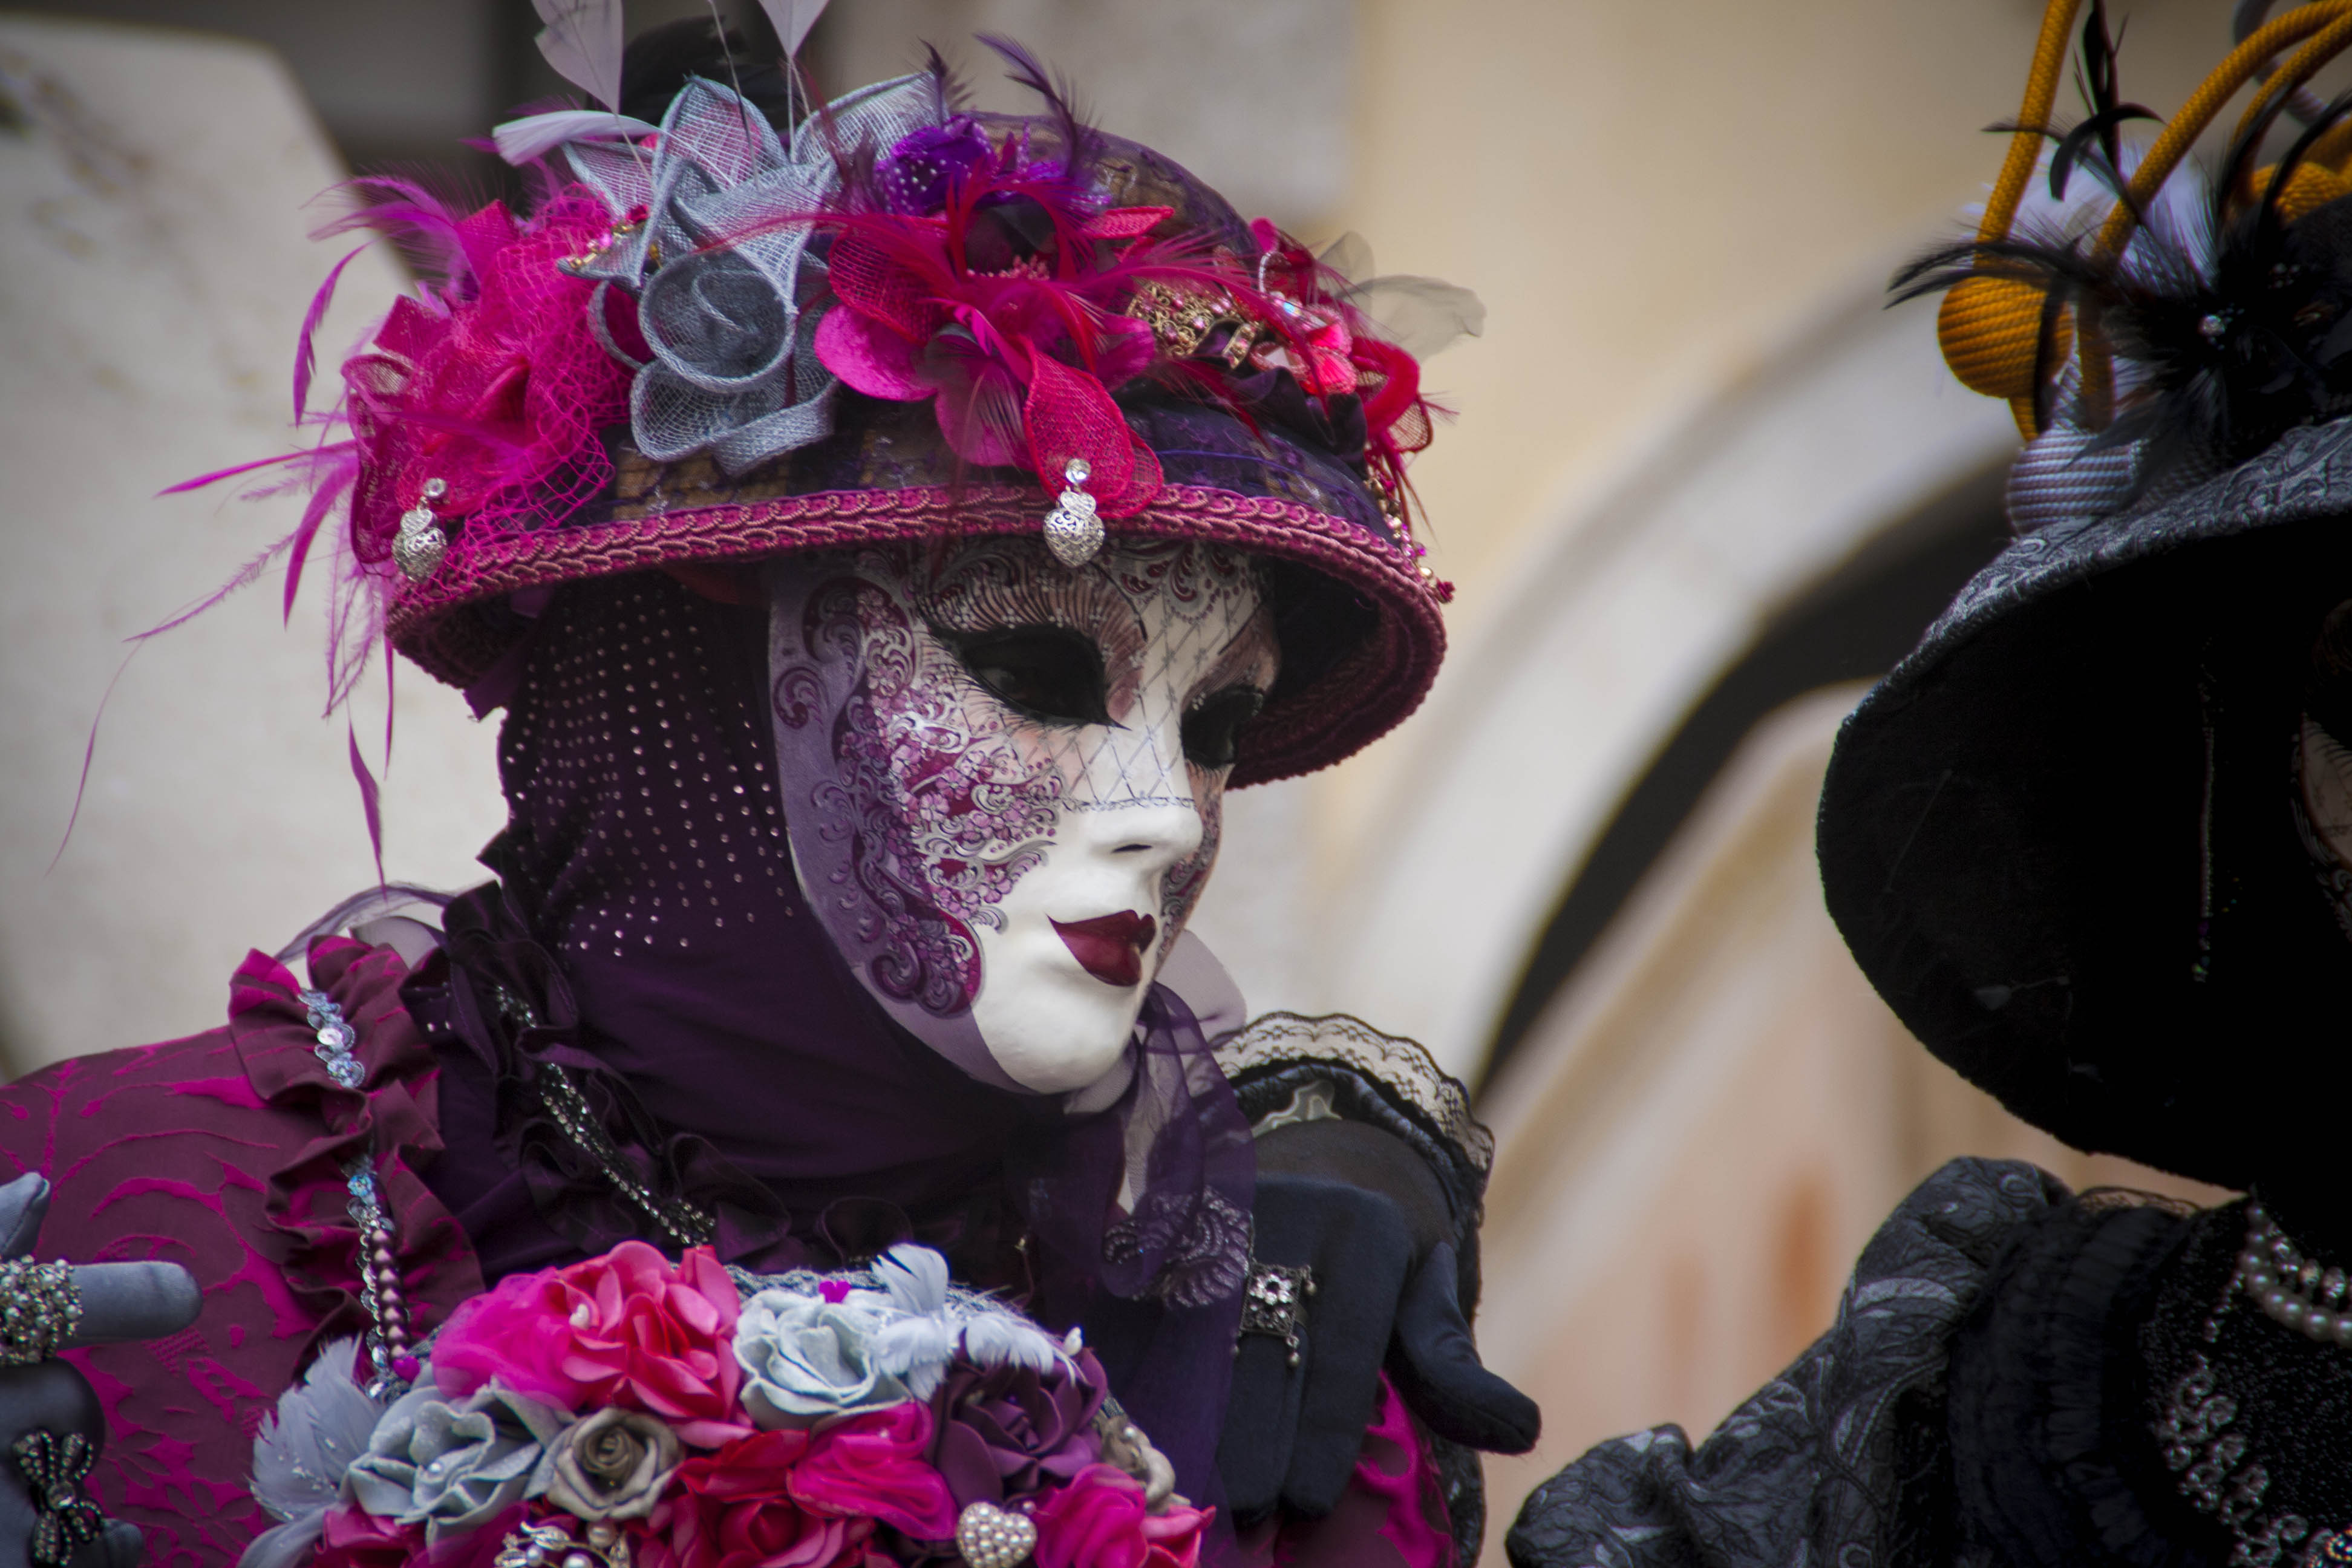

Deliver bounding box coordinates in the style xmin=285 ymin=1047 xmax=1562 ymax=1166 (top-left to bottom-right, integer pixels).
xmin=766 ymin=538 xmax=1277 ymax=1096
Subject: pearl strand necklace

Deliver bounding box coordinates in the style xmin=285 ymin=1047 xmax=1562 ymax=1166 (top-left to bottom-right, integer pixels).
xmin=2232 ymin=1200 xmax=2352 ymax=1348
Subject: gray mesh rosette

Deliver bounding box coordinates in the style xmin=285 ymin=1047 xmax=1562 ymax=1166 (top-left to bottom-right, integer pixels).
xmin=563 ymin=75 xmax=941 ymax=474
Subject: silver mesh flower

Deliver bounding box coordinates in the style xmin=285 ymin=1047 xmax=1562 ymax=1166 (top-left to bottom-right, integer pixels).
xmin=564 ymin=74 xmax=941 ymax=475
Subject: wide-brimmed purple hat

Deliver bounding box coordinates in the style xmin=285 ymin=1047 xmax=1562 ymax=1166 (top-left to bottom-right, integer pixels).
xmin=290 ymin=30 xmax=1470 ymax=788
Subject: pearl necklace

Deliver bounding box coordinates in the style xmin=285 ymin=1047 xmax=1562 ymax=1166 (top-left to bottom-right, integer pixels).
xmin=2232 ymin=1201 xmax=2352 ymax=1348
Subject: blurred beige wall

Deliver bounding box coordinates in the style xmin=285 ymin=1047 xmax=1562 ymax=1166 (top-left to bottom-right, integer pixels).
xmin=1472 ymin=688 xmax=2228 ymax=1559
xmin=1204 ymin=0 xmax=2229 ymax=1075
xmin=0 ymin=16 xmax=503 ymax=1073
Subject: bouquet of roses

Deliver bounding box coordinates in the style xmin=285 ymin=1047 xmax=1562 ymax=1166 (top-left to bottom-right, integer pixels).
xmin=241 ymin=1242 xmax=1208 ymax=1568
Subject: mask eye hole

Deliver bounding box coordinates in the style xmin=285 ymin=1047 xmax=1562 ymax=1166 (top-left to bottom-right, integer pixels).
xmin=939 ymin=623 xmax=1112 ymax=727
xmin=1182 ymin=685 xmax=1267 ymax=770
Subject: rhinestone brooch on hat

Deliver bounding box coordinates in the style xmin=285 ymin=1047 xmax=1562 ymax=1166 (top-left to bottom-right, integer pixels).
xmin=394 ymin=477 xmax=449 ymax=583
xmin=1042 ymin=459 xmax=1103 ymax=568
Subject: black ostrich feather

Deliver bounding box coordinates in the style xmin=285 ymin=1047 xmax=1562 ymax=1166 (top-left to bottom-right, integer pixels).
xmin=1895 ymin=82 xmax=2352 ymax=497
xmin=921 ymin=44 xmax=969 ymax=124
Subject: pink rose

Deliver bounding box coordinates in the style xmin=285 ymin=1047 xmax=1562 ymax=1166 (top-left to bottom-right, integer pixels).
xmin=645 ymin=1429 xmax=874 ymax=1568
xmin=433 ymin=1242 xmax=747 ymax=1446
xmin=1033 ymin=1465 xmax=1211 ymax=1568
xmin=309 ymin=1504 xmax=418 ymax=1568
xmin=789 ymin=1402 xmax=958 ymax=1541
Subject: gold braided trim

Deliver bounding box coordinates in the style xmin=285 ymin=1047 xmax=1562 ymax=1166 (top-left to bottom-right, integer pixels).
xmin=1979 ymin=0 xmax=2088 ymax=246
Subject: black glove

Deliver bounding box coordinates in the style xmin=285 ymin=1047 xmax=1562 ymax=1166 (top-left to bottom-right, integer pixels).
xmin=1217 ymin=1145 xmax=1539 ymax=1524
xmin=1 ymin=1173 xmax=201 ymax=1568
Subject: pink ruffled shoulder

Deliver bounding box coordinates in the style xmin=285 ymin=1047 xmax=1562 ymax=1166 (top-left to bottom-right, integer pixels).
xmin=0 ymin=936 xmax=483 ymax=1566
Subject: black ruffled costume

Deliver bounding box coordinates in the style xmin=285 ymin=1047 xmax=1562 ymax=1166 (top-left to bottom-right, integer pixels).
xmin=1509 ymin=1160 xmax=2352 ymax=1568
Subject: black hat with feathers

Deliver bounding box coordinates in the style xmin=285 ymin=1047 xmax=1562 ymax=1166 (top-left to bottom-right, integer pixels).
xmin=1821 ymin=0 xmax=2352 ymax=1224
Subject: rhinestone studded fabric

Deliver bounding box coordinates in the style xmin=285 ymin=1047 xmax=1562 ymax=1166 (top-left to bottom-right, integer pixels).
xmin=494 ymin=574 xmax=801 ymax=967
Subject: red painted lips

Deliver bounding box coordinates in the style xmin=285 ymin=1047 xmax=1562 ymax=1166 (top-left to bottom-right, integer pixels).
xmin=1051 ymin=911 xmax=1158 ymax=988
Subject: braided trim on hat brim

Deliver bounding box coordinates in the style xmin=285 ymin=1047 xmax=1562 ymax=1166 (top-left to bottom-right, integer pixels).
xmin=385 ymin=482 xmax=1446 ymax=787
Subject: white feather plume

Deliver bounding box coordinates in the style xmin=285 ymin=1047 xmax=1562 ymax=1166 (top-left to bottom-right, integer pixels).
xmin=872 ymin=1314 xmax=960 ymax=1400
xmin=959 ymin=1312 xmax=1063 ymax=1376
xmin=250 ymin=1337 xmax=383 ymax=1521
xmin=875 ymin=1243 xmax=949 ymax=1316
xmin=533 ymin=0 xmax=628 ymax=114
xmin=492 ymin=109 xmax=659 ymax=168
xmin=756 ymin=0 xmax=832 ymax=57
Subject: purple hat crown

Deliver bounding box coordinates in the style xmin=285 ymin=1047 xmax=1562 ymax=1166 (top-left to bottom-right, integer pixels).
xmin=189 ymin=30 xmax=1478 ymax=783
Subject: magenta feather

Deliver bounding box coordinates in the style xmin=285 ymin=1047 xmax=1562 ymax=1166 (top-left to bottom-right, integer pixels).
xmin=131 ymin=533 xmax=299 ymax=645
xmin=49 ymin=645 xmax=142 ymax=872
xmin=282 ymin=454 xmax=359 ymax=624
xmin=347 ymin=722 xmax=387 ymax=887
xmin=295 ymin=246 xmax=369 ymax=420
xmin=319 ymin=177 xmax=476 ymax=288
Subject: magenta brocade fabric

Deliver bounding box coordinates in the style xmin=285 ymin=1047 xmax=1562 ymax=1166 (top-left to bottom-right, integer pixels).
xmin=0 ymin=937 xmax=481 ymax=1567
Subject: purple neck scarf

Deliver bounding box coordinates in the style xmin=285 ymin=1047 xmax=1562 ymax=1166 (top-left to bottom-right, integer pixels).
xmin=409 ymin=571 xmax=1252 ymax=1497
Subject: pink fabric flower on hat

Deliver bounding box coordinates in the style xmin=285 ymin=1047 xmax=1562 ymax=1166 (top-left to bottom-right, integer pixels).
xmin=339 ymin=188 xmax=630 ymax=561
xmin=1031 ymin=1464 xmax=1210 ymax=1568
xmin=806 ymin=131 xmax=1184 ymax=518
xmin=431 ymin=1241 xmax=746 ymax=1447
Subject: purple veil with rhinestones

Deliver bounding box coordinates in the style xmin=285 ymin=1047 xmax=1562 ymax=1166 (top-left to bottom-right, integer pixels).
xmin=408 ymin=569 xmax=1254 ymax=1498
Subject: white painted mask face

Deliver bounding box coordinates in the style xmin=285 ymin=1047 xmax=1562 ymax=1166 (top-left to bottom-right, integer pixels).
xmin=765 ymin=538 xmax=1277 ymax=1097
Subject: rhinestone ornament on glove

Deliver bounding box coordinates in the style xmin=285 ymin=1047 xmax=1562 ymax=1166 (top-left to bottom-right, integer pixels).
xmin=1041 ymin=459 xmax=1103 ymax=568
xmin=1236 ymin=1259 xmax=1316 ymax=1367
xmin=10 ymin=1430 xmax=106 ymax=1567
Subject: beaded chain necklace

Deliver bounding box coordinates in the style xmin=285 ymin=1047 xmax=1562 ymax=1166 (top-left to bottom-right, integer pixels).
xmin=481 ymin=980 xmax=720 ymax=1250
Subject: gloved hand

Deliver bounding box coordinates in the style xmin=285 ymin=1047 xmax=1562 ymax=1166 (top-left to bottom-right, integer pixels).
xmin=1217 ymin=1122 xmax=1539 ymax=1524
xmin=0 ymin=1172 xmax=201 ymax=1568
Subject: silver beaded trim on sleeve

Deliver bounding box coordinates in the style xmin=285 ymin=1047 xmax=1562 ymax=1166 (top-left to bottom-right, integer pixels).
xmin=1212 ymin=1011 xmax=1494 ymax=1174
xmin=304 ymin=986 xmax=368 ymax=1089
xmin=301 ymin=987 xmax=416 ymax=1399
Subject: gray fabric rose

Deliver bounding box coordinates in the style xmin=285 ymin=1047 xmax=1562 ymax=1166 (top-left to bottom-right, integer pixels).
xmin=546 ymin=1409 xmax=682 ymax=1522
xmin=734 ymin=1289 xmax=909 ymax=1428
xmin=346 ymin=1380 xmax=570 ymax=1539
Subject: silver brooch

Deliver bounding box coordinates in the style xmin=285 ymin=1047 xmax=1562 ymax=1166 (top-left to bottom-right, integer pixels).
xmin=1041 ymin=458 xmax=1103 ymax=568
xmin=1235 ymin=1259 xmax=1316 ymax=1368
xmin=393 ymin=477 xmax=449 ymax=583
